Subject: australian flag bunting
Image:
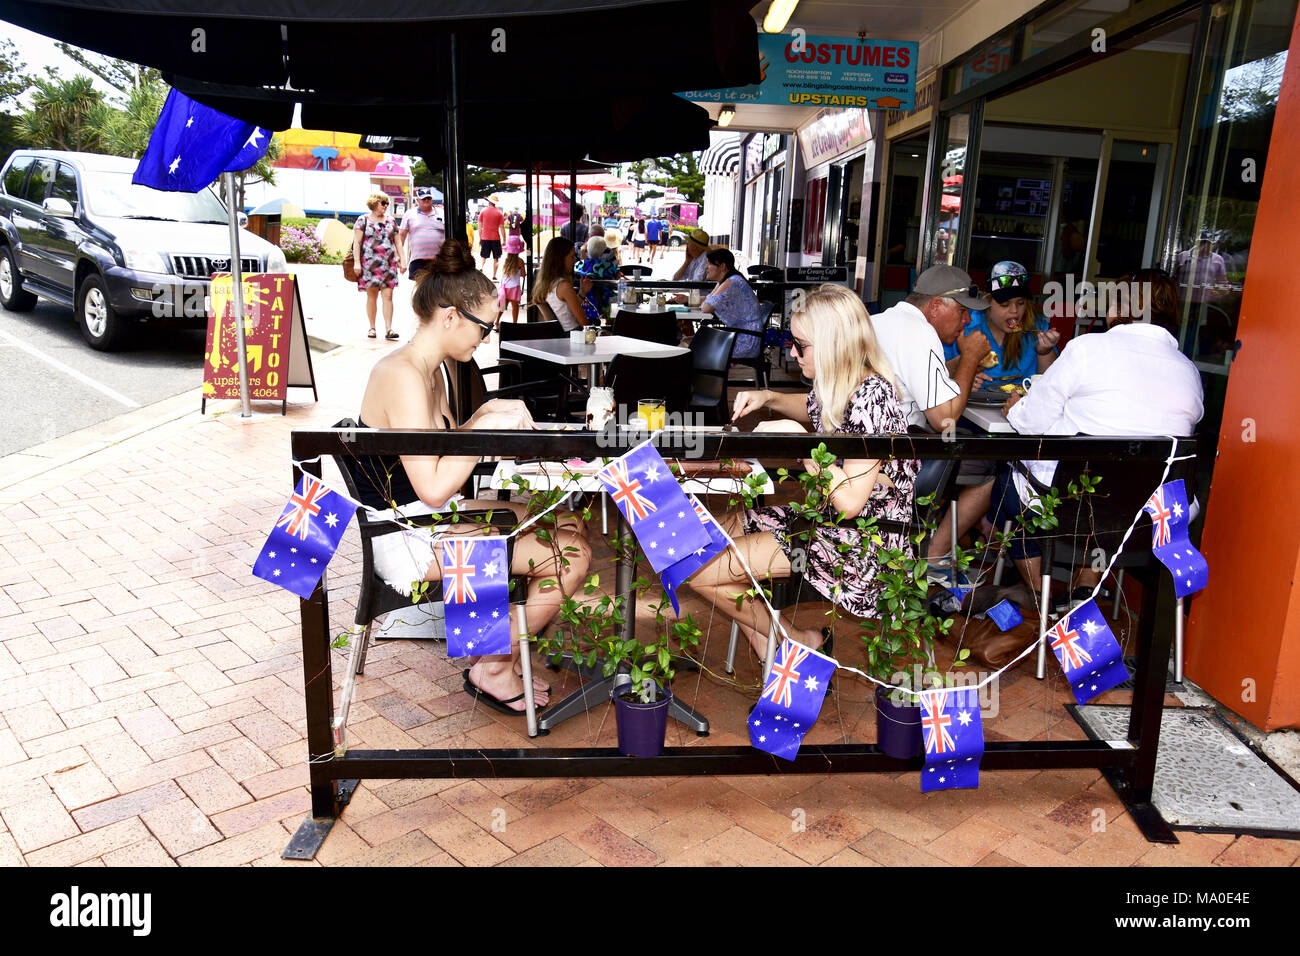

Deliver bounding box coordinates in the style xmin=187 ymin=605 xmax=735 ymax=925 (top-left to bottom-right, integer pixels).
xmin=749 ymin=637 xmax=835 ymax=760
xmin=1046 ymin=598 xmax=1130 ymax=704
xmin=1143 ymin=479 xmax=1208 ymax=598
xmin=253 ymin=475 xmax=355 ymax=600
xmin=659 ymin=496 xmax=728 ymax=615
xmin=442 ymin=537 xmax=511 ymax=657
xmin=598 ymin=443 xmax=710 ymax=575
xmin=920 ymin=686 xmax=984 ymax=792
xmin=134 ymin=89 xmax=271 ymax=192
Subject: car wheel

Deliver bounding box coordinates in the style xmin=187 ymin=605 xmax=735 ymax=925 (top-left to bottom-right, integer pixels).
xmin=0 ymin=245 xmax=38 ymax=312
xmin=670 ymin=236 xmax=683 ymax=247
xmin=76 ymin=273 xmax=126 ymax=350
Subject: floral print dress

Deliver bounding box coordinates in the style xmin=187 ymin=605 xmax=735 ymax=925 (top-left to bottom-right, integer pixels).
xmin=355 ymin=215 xmax=400 ymax=290
xmin=743 ymin=375 xmax=919 ymax=619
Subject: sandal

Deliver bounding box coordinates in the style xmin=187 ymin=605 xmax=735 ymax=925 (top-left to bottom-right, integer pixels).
xmin=462 ymin=668 xmax=547 ymax=717
xmin=366 ymin=328 xmax=376 ymax=338
xmin=385 ymin=330 xmax=400 ymax=340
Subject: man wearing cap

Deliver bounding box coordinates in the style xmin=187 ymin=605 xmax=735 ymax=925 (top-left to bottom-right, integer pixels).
xmin=673 ymin=227 xmax=711 ymax=283
xmin=871 ymin=263 xmax=990 ymax=432
xmin=477 ymin=194 xmax=506 ymax=278
xmin=399 ymin=187 xmax=446 ymax=280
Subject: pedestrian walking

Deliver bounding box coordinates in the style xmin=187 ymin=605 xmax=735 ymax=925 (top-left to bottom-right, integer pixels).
xmin=497 ymin=235 xmax=526 ymax=323
xmin=399 ymin=186 xmax=445 ymax=281
xmin=477 ymin=194 xmax=506 ymax=278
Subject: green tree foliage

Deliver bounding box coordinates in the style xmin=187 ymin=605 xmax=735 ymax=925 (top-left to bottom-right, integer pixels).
xmin=414 ymin=159 xmax=503 ymax=201
xmin=0 ymin=39 xmax=36 ymax=112
xmin=628 ymin=152 xmax=704 ymax=204
xmin=16 ymin=75 xmax=111 ymax=152
xmin=54 ymin=42 xmax=160 ymax=97
xmin=99 ymin=76 xmax=168 ymax=157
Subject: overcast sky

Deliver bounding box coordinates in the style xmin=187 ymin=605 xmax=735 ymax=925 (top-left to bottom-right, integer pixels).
xmin=1 ymin=20 xmax=120 ymax=103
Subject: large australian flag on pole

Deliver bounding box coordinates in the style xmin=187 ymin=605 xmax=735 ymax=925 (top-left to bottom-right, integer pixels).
xmin=1143 ymin=479 xmax=1208 ymax=598
xmin=597 ymin=443 xmax=710 ymax=575
xmin=252 ymin=474 xmax=355 ymax=600
xmin=133 ymin=89 xmax=271 ymax=192
xmin=749 ymin=637 xmax=835 ymax=760
xmin=920 ymin=686 xmax=984 ymax=792
xmin=442 ymin=536 xmax=512 ymax=658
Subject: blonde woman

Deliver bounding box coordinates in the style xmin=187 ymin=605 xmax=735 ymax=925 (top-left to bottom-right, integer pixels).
xmin=685 ymin=284 xmax=918 ymax=658
xmin=353 ymin=192 xmax=405 ymax=340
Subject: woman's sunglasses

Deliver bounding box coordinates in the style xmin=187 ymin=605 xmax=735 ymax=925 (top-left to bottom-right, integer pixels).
xmin=791 ymin=337 xmax=811 ymax=358
xmin=442 ymin=303 xmax=496 ymax=340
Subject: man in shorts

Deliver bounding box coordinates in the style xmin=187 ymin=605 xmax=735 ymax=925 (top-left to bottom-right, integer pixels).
xmin=645 ymin=214 xmax=661 ymax=263
xmin=399 ymin=187 xmax=445 ymax=280
xmin=477 ymin=194 xmax=505 ymax=278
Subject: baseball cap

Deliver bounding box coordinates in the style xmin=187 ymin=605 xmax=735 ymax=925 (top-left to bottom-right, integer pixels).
xmin=912 ymin=264 xmax=985 ymax=310
xmin=414 ymin=187 xmax=434 ymax=200
xmin=686 ymin=227 xmax=709 ymax=248
xmin=987 ymin=260 xmax=1030 ymax=303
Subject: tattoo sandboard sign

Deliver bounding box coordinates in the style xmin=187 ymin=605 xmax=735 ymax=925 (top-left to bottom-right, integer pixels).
xmin=202 ymin=273 xmax=318 ymax=415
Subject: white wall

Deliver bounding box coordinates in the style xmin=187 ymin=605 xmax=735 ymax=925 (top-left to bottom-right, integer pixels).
xmin=242 ymin=169 xmax=375 ymax=217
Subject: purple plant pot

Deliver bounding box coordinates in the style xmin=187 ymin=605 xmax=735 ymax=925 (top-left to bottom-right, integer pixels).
xmin=614 ymin=684 xmax=672 ymax=758
xmin=875 ymin=684 xmax=923 ymax=759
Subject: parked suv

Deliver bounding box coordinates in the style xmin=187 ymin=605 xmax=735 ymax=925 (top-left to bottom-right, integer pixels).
xmin=0 ymin=149 xmax=286 ymax=350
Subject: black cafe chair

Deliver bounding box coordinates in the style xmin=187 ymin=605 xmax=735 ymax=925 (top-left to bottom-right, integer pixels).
xmin=747 ymin=265 xmax=783 ymax=281
xmin=720 ymin=300 xmax=775 ymax=389
xmin=612 ymin=309 xmax=681 ymax=346
xmin=497 ymin=319 xmax=582 ymax=419
xmin=607 ymin=352 xmax=692 ymax=415
xmin=687 ymin=325 xmax=738 ymax=425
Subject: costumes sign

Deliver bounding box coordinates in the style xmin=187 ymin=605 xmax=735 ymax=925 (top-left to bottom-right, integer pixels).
xmin=680 ymin=34 xmax=918 ymax=109
xmin=203 ymin=273 xmax=316 ymax=412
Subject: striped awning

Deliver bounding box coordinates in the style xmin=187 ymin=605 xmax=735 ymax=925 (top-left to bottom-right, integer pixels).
xmin=700 ymin=136 xmax=742 ymax=177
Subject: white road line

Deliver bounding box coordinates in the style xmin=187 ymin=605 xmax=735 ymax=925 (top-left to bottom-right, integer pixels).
xmin=0 ymin=327 xmax=141 ymax=408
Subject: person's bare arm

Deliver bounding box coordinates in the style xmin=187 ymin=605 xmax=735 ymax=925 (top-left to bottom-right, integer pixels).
xmin=732 ymin=388 xmax=811 ymax=425
xmin=555 ymin=280 xmax=589 ymax=328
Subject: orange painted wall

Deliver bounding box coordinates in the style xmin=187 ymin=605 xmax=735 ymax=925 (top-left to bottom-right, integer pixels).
xmin=1184 ymin=12 xmax=1300 ymax=730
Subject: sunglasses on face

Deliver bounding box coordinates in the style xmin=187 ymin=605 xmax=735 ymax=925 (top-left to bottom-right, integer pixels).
xmin=791 ymin=337 xmax=811 ymax=358
xmin=442 ymin=303 xmax=496 ymax=340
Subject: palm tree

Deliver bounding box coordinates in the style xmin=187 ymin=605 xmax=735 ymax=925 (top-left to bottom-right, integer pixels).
xmin=100 ymin=77 xmax=168 ymax=158
xmin=17 ymin=76 xmax=110 ymax=153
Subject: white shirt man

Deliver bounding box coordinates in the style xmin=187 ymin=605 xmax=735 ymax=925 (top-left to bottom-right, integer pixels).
xmin=1006 ymin=321 xmax=1204 ymax=504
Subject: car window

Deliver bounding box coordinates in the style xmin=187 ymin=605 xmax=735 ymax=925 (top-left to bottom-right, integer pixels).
xmin=24 ymin=159 xmax=56 ymax=204
xmin=50 ymin=163 xmax=80 ymax=208
xmin=2 ymin=156 xmax=33 ymax=198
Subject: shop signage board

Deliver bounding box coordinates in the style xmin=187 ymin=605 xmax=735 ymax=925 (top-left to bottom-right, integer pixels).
xmin=885 ymin=70 xmax=939 ymax=132
xmin=680 ymin=34 xmax=918 ymax=109
xmin=202 ymin=273 xmax=317 ymax=414
xmin=799 ymin=108 xmax=871 ymax=168
xmin=786 ymin=265 xmax=848 ymax=282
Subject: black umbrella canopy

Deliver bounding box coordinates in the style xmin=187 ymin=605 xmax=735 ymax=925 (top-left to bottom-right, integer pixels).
xmin=0 ymin=0 xmax=760 ymax=94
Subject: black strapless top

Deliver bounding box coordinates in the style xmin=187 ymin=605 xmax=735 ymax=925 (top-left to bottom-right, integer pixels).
xmin=349 ymin=415 xmax=450 ymax=510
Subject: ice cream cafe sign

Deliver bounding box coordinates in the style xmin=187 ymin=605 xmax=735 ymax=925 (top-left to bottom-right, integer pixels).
xmin=680 ymin=33 xmax=918 ymax=110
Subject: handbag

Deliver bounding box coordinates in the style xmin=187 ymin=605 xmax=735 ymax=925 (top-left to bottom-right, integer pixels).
xmin=343 ymin=219 xmax=363 ymax=282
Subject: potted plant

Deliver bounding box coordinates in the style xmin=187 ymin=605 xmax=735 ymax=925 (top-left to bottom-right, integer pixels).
xmin=538 ymin=530 xmax=703 ymax=758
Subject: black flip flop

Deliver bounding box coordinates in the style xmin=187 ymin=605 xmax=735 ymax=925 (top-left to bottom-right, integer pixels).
xmin=462 ymin=668 xmax=547 ymax=716
xmin=385 ymin=330 xmax=400 ymax=340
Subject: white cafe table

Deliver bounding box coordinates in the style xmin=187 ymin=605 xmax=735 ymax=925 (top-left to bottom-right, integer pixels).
xmin=960 ymin=404 xmax=1015 ymax=434
xmin=498 ymin=334 xmax=688 ymax=385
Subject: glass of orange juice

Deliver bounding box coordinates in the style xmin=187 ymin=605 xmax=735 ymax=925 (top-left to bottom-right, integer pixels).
xmin=637 ymin=398 xmax=666 ymax=431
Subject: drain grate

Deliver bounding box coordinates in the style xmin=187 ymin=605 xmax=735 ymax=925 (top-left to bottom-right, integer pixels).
xmin=1072 ymin=705 xmax=1300 ymax=837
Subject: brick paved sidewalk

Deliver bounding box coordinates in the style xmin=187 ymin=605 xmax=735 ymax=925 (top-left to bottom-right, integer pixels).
xmin=0 ymin=342 xmax=1296 ymax=867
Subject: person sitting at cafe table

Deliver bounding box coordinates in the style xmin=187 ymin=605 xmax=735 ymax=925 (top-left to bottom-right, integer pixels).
xmin=991 ymin=267 xmax=1203 ymax=610
xmin=672 ymin=227 xmax=711 ymax=283
xmin=532 ymin=236 xmax=592 ymax=331
xmin=925 ymin=261 xmax=1059 ymax=580
xmin=354 ymin=239 xmax=593 ymax=715
xmin=700 ymin=247 xmax=763 ymax=359
xmin=684 ymin=284 xmax=918 ymax=660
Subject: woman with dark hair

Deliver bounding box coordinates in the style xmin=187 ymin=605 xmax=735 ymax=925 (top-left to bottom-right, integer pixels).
xmin=531 ymin=236 xmax=591 ymax=331
xmin=700 ymin=247 xmax=763 ymax=359
xmin=355 ymin=238 xmax=592 ymax=715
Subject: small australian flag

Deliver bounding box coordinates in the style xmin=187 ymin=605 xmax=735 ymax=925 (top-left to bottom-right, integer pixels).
xmin=920 ymin=686 xmax=984 ymax=792
xmin=598 ymin=442 xmax=710 ymax=575
xmin=442 ymin=537 xmax=511 ymax=657
xmin=1143 ymin=479 xmax=1208 ymax=598
xmin=749 ymin=637 xmax=835 ymax=761
xmin=659 ymin=495 xmax=728 ymax=615
xmin=253 ymin=474 xmax=355 ymax=600
xmin=1046 ymin=598 xmax=1130 ymax=704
